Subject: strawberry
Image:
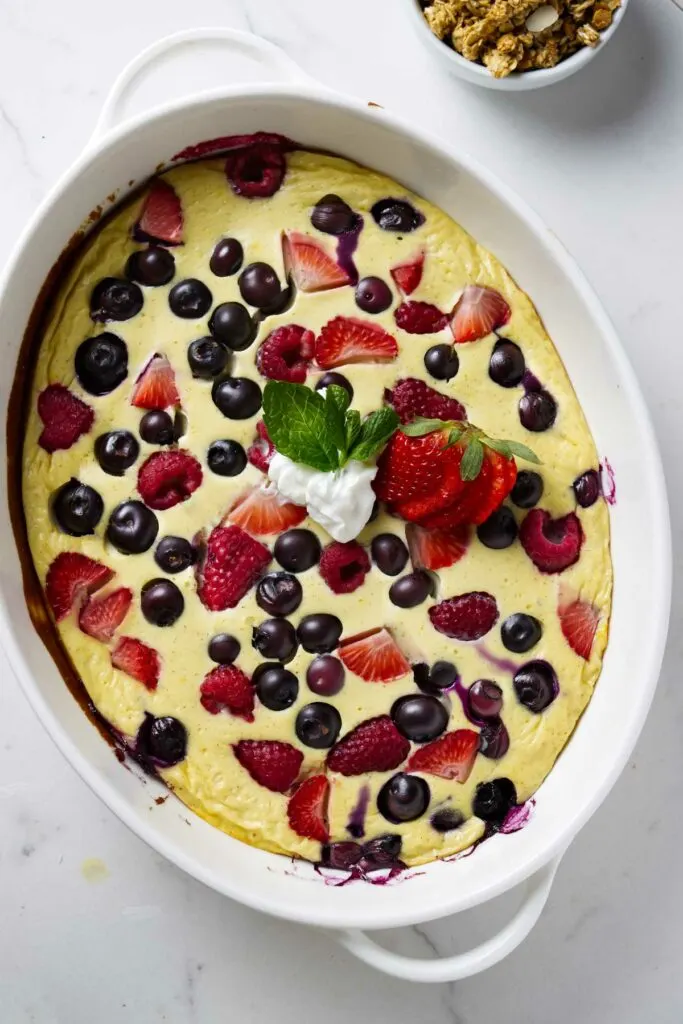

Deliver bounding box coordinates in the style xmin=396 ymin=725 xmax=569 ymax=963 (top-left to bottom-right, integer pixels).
xmin=287 ymin=775 xmax=330 ymax=842
xmin=37 ymin=384 xmax=94 ymax=453
xmin=256 ymin=324 xmax=316 ymax=383
xmin=111 ymin=636 xmax=161 ymax=690
xmin=385 ymin=378 xmax=466 ymax=425
xmin=338 ymin=628 xmax=410 ymax=683
xmin=394 ymin=301 xmax=448 ymax=335
xmin=45 ymin=552 xmax=114 ymax=622
xmin=136 ymin=180 xmax=183 ymax=245
xmin=138 ymin=449 xmax=202 ymax=511
xmin=558 ymin=589 xmax=599 ymax=660
xmin=197 ymin=524 xmax=271 ymax=611
xmin=200 ymin=665 xmax=255 ymax=721
xmin=390 ymin=250 xmax=424 ymax=296
xmin=407 ymin=729 xmax=479 ymax=782
xmin=327 ymin=715 xmax=409 ymax=776
xmin=429 ymin=592 xmax=499 ymax=641
xmin=374 ymin=428 xmax=464 ymax=507
xmin=519 ymin=509 xmax=583 ymax=574
xmin=228 ymin=485 xmax=307 ymax=536
xmin=233 ymin=739 xmax=303 ymax=792
xmin=415 ymin=449 xmax=517 ymax=530
xmin=315 ymin=316 xmax=398 ymax=370
xmin=78 ymin=587 xmax=132 ymax=642
xmin=319 ymin=541 xmax=370 ymax=595
xmin=247 ymin=420 xmax=275 ymax=473
xmin=451 ymin=285 xmax=511 ymax=343
xmin=282 ymin=231 xmax=351 ymax=292
xmin=406 ymin=522 xmax=470 ymax=571
xmin=131 ymin=354 xmax=180 ymax=409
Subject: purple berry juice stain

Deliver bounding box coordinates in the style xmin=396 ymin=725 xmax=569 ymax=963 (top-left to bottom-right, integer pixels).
xmin=601 ymin=458 xmax=616 ymax=505
xmin=336 ymin=215 xmax=363 ymax=286
xmin=346 ymin=784 xmax=370 ymax=839
xmin=476 ymin=645 xmax=519 ymax=675
xmin=522 ymin=369 xmax=542 ymax=392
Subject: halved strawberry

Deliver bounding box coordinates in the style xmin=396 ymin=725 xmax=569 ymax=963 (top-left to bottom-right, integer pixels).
xmin=451 ymin=285 xmax=511 ymax=343
xmin=228 ymin=485 xmax=307 ymax=536
xmin=200 ymin=664 xmax=255 ymax=721
xmin=407 ymin=729 xmax=479 ymax=781
xmin=196 ymin=524 xmax=271 ymax=611
xmin=111 ymin=636 xmax=161 ymax=690
xmin=338 ymin=628 xmax=410 ymax=683
xmin=315 ymin=316 xmax=398 ymax=370
xmin=78 ymin=587 xmax=132 ymax=642
xmin=406 ymin=522 xmax=470 ymax=571
xmin=247 ymin=420 xmax=275 ymax=473
xmin=45 ymin=552 xmax=114 ymax=622
xmin=327 ymin=716 xmax=409 ymax=776
xmin=287 ymin=775 xmax=330 ymax=842
xmin=390 ymin=250 xmax=424 ymax=296
xmin=558 ymin=589 xmax=599 ymax=660
xmin=282 ymin=231 xmax=351 ymax=293
xmin=37 ymin=384 xmax=94 ymax=454
xmin=233 ymin=739 xmax=303 ymax=793
xmin=131 ymin=354 xmax=180 ymax=409
xmin=136 ymin=180 xmax=183 ymax=245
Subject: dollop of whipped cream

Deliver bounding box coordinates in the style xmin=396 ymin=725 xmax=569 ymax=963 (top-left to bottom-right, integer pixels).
xmin=268 ymin=454 xmax=377 ymax=543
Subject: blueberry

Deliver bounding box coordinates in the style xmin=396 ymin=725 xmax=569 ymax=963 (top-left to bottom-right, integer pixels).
xmin=274 ymin=529 xmax=321 ymax=573
xmin=306 ymin=655 xmax=345 ymax=696
xmin=255 ymin=572 xmax=302 ymax=616
xmin=311 ymin=194 xmax=355 ymax=235
xmin=513 ymin=660 xmax=557 ymax=713
xmin=140 ymin=579 xmax=184 ymax=627
xmin=154 ymin=536 xmax=196 ymax=574
xmin=207 ymin=439 xmax=247 ymax=477
xmin=574 ymin=469 xmax=601 ymax=508
xmin=208 ymin=302 xmax=255 ymax=351
xmin=90 ymin=278 xmax=143 ymax=322
xmin=472 ymin=778 xmax=516 ymax=823
xmin=296 ymin=613 xmax=343 ymax=654
xmin=377 ymin=773 xmax=430 ymax=823
xmin=140 ymin=409 xmax=175 ymax=445
xmin=477 ymin=506 xmax=518 ymax=549
xmin=362 ymin=834 xmax=403 ymax=868
xmin=52 ymin=479 xmax=103 ymax=536
xmin=430 ymin=661 xmax=459 ymax=690
xmin=126 ymin=246 xmax=175 ymax=287
xmin=210 ymin=238 xmax=244 ymax=277
xmin=106 ymin=500 xmax=158 ymax=554
xmin=424 ymin=344 xmax=459 ymax=381
xmin=391 ymin=694 xmax=448 ymax=743
xmin=431 ymin=807 xmax=465 ymax=833
xmin=252 ymin=619 xmax=298 ymax=662
xmin=136 ymin=713 xmax=187 ymax=766
xmin=95 ymin=430 xmax=140 ymax=476
xmin=75 ymin=333 xmax=128 ymax=395
xmin=315 ymin=372 xmax=353 ymax=401
xmin=238 ymin=262 xmax=285 ymax=311
xmin=371 ymin=198 xmax=424 ymax=233
xmin=255 ymin=665 xmax=299 ymax=711
xmin=371 ymin=533 xmax=409 ymax=576
xmin=212 ymin=377 xmax=262 ymax=419
xmin=168 ymin=278 xmax=213 ymax=319
xmin=467 ymin=679 xmax=503 ymax=719
xmin=355 ymin=276 xmax=393 ymax=314
xmin=208 ymin=633 xmax=240 ymax=665
xmin=295 ymin=702 xmax=342 ymax=749
xmin=389 ymin=570 xmax=433 ymax=608
xmin=511 ymin=470 xmax=543 ymax=509
xmin=478 ymin=720 xmax=510 ymax=759
xmin=489 ymin=340 xmax=525 ymax=387
xmin=501 ymin=613 xmax=542 ymax=653
xmin=519 ymin=389 xmax=557 ymax=432
xmin=187 ymin=337 xmax=230 ymax=379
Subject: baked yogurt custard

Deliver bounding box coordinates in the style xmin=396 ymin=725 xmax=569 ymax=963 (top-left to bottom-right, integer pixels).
xmin=20 ymin=132 xmax=612 ymax=876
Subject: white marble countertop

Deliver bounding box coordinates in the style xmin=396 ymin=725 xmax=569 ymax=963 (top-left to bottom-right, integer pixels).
xmin=2 ymin=0 xmax=683 ymax=1020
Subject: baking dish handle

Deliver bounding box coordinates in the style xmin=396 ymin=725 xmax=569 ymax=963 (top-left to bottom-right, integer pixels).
xmin=333 ymin=854 xmax=562 ymax=983
xmin=90 ymin=27 xmax=314 ymax=144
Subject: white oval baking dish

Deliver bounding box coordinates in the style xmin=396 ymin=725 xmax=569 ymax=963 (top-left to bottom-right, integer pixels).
xmin=0 ymin=28 xmax=670 ymax=983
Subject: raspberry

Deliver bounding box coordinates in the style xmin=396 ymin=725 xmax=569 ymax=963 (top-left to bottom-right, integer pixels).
xmin=394 ymin=301 xmax=448 ymax=335
xmin=429 ymin=592 xmax=499 ymax=641
xmin=327 ymin=716 xmax=410 ymax=776
xmin=247 ymin=420 xmax=275 ymax=473
xmin=385 ymin=378 xmax=466 ymax=425
xmin=37 ymin=384 xmax=94 ymax=453
xmin=319 ymin=541 xmax=370 ymax=594
xmin=225 ymin=144 xmax=286 ymax=198
xmin=256 ymin=325 xmax=315 ymax=383
xmin=519 ymin=509 xmax=584 ymax=574
xmin=137 ymin=450 xmax=202 ymax=511
xmin=233 ymin=739 xmax=303 ymax=792
xmin=197 ymin=524 xmax=271 ymax=611
xmin=200 ymin=665 xmax=255 ymax=721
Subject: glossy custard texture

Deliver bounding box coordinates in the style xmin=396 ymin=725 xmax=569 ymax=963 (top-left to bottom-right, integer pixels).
xmin=21 ymin=145 xmax=611 ymax=868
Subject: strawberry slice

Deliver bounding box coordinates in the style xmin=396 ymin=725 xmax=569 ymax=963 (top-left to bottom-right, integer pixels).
xmin=111 ymin=636 xmax=161 ymax=690
xmin=451 ymin=285 xmax=511 ymax=343
xmin=407 ymin=729 xmax=479 ymax=781
xmin=78 ymin=587 xmax=132 ymax=642
xmin=228 ymin=485 xmax=307 ymax=536
xmin=287 ymin=775 xmax=330 ymax=842
xmin=283 ymin=231 xmax=351 ymax=293
xmin=45 ymin=552 xmax=114 ymax=622
xmin=247 ymin=420 xmax=275 ymax=474
xmin=37 ymin=384 xmax=94 ymax=453
xmin=406 ymin=523 xmax=470 ymax=571
xmin=197 ymin=524 xmax=271 ymax=611
xmin=327 ymin=716 xmax=410 ymax=776
xmin=233 ymin=739 xmax=303 ymax=793
xmin=315 ymin=316 xmax=398 ymax=370
xmin=200 ymin=665 xmax=255 ymax=721
xmin=131 ymin=354 xmax=180 ymax=409
xmin=136 ymin=180 xmax=183 ymax=245
xmin=338 ymin=627 xmax=410 ymax=683
xmin=390 ymin=250 xmax=424 ymax=296
xmin=558 ymin=589 xmax=600 ymax=660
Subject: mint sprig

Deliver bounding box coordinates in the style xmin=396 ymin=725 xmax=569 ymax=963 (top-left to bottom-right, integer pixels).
xmin=263 ymin=381 xmax=399 ymax=472
xmin=402 ymin=416 xmax=540 ymax=482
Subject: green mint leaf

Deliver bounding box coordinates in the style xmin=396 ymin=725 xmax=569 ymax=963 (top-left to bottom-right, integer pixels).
xmin=344 ymin=410 xmax=362 ymax=452
xmin=262 ymin=381 xmax=340 ymax=472
xmin=324 ymin=387 xmax=349 ymax=457
xmin=325 ymin=384 xmax=351 ymax=417
xmin=502 ymin=440 xmax=541 ymax=465
xmin=349 ymin=407 xmax=400 ymax=463
xmin=401 ymin=417 xmax=446 ymax=437
xmin=460 ymin=437 xmax=485 ymax=481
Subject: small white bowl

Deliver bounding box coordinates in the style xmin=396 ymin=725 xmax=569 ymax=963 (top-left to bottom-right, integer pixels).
xmin=407 ymin=0 xmax=630 ymax=90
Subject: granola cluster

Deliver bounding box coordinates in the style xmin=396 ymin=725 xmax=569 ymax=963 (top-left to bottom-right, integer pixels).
xmin=423 ymin=0 xmax=622 ymax=78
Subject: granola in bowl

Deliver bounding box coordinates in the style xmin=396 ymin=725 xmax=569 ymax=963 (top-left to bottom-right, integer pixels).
xmin=422 ymin=0 xmax=623 ymax=78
